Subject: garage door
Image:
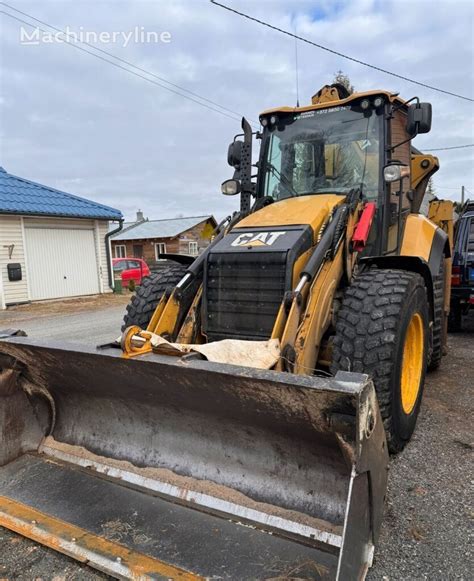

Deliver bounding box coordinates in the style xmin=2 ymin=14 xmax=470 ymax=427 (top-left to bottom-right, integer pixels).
xmin=25 ymin=227 xmax=100 ymax=300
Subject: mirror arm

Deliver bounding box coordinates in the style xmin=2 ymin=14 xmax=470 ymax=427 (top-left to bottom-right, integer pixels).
xmin=387 ymin=130 xmax=417 ymax=153
xmin=387 ymin=96 xmax=421 ymax=151
xmin=390 ymin=96 xmax=419 ymax=115
xmin=233 ymin=129 xmax=260 ymax=141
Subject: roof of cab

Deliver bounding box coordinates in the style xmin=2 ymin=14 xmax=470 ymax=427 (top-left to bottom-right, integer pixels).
xmin=260 ymin=89 xmax=406 ymax=118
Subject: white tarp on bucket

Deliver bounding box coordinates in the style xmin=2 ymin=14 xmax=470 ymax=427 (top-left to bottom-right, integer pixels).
xmin=149 ymin=334 xmax=280 ymax=369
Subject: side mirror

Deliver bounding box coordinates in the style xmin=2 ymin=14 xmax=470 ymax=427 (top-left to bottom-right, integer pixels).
xmin=221 ymin=179 xmax=241 ymax=196
xmin=407 ymin=102 xmax=432 ymax=136
xmin=383 ymin=162 xmax=410 ymax=183
xmin=227 ymin=140 xmax=243 ymax=168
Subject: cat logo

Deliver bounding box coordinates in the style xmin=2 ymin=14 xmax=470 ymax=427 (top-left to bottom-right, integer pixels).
xmin=231 ymin=231 xmax=287 ymax=247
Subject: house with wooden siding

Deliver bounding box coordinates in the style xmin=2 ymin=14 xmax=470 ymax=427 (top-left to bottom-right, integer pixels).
xmin=111 ymin=213 xmax=217 ymax=264
xmin=0 ymin=166 xmax=122 ymax=309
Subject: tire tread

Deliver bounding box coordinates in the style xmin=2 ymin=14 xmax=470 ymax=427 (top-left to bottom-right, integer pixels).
xmin=122 ymin=265 xmax=187 ymax=331
xmin=428 ymin=259 xmax=445 ymax=370
xmin=331 ymin=268 xmax=427 ymax=453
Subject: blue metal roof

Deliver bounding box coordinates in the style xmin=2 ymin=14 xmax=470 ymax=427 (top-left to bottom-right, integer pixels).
xmin=0 ymin=166 xmax=122 ymax=220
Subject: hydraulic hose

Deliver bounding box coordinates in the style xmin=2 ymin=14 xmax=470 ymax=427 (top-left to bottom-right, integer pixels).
xmin=300 ymin=204 xmax=347 ymax=282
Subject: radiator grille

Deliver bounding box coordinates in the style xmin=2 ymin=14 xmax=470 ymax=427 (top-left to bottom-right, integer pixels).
xmin=204 ymin=252 xmax=287 ymax=341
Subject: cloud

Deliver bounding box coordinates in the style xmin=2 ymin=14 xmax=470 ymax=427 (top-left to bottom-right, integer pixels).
xmin=0 ymin=0 xmax=473 ymax=221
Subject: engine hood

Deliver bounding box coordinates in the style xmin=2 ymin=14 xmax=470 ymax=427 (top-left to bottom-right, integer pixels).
xmin=235 ymin=194 xmax=345 ymax=241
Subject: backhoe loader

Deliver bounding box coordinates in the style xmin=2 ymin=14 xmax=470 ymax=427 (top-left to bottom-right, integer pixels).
xmin=0 ymin=83 xmax=453 ymax=580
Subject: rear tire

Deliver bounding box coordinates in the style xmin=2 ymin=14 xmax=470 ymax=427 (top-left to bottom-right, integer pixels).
xmin=428 ymin=259 xmax=446 ymax=371
xmin=122 ymin=264 xmax=188 ymax=332
xmin=331 ymin=268 xmax=429 ymax=453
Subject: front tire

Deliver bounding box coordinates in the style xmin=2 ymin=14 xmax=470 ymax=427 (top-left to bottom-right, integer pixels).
xmin=122 ymin=264 xmax=188 ymax=332
xmin=331 ymin=268 xmax=429 ymax=453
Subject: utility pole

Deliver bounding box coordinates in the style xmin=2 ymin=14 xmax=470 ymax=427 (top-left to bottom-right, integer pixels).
xmin=461 ymin=185 xmax=465 ymax=204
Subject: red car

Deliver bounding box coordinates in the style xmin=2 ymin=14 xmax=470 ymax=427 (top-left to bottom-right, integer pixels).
xmin=112 ymin=258 xmax=150 ymax=287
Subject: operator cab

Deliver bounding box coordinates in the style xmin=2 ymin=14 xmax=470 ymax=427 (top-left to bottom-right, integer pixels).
xmin=223 ymin=84 xmax=433 ymax=257
xmin=259 ymin=100 xmax=382 ymax=203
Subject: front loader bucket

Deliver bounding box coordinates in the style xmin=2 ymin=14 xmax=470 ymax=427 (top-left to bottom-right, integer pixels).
xmin=0 ymin=337 xmax=388 ymax=580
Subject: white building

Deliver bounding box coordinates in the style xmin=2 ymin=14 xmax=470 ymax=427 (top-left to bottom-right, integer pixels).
xmin=0 ymin=166 xmax=122 ymax=309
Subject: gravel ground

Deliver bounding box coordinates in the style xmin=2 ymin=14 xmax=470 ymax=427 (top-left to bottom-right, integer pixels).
xmin=366 ymin=314 xmax=473 ymax=581
xmin=0 ymin=299 xmax=472 ymax=580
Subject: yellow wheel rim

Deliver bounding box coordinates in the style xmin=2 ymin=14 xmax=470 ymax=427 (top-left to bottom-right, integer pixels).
xmin=400 ymin=312 xmax=424 ymax=414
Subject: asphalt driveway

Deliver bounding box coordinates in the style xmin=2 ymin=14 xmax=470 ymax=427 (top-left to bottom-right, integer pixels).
xmin=0 ymin=294 xmax=129 ymax=346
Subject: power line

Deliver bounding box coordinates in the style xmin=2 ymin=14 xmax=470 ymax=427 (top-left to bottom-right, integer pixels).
xmin=437 ymin=185 xmax=473 ymax=190
xmin=0 ymin=10 xmax=238 ymax=124
xmin=0 ymin=6 xmax=258 ymax=127
xmin=3 ymin=3 xmax=471 ymax=139
xmin=2 ymin=2 xmax=257 ymax=124
xmin=210 ymin=1 xmax=474 ymax=103
xmin=423 ymin=144 xmax=474 ymax=151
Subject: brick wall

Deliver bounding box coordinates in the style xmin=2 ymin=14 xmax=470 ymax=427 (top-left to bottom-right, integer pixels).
xmin=113 ymin=238 xmax=180 ymax=262
xmin=111 ymin=218 xmax=215 ymax=263
xmin=176 ymin=221 xmax=214 ymax=254
xmin=391 ymin=110 xmax=411 ymax=208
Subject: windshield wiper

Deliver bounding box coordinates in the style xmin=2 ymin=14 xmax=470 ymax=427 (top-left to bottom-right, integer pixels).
xmin=266 ymin=162 xmax=299 ymax=198
xmin=310 ymin=187 xmax=352 ymax=194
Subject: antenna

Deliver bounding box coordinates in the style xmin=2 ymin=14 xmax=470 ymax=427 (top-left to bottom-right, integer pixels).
xmin=294 ymin=22 xmax=300 ymax=107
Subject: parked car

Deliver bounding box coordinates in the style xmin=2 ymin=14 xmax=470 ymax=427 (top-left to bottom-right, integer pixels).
xmin=450 ymin=201 xmax=474 ymax=330
xmin=112 ymin=258 xmax=150 ymax=287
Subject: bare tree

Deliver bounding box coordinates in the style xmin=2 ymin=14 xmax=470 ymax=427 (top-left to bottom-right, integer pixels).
xmin=333 ymin=70 xmax=354 ymax=94
xmin=427 ymin=178 xmax=436 ymax=197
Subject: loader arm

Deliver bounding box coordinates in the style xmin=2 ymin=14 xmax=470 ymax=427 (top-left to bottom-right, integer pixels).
xmin=294 ymin=244 xmax=345 ymax=373
xmin=275 ymin=196 xmax=364 ymax=374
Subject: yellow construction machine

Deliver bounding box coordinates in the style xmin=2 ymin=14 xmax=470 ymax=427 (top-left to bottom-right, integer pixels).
xmin=0 ymin=83 xmax=453 ymax=580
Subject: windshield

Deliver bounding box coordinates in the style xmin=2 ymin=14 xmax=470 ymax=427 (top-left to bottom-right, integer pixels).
xmin=260 ymin=105 xmax=382 ymax=201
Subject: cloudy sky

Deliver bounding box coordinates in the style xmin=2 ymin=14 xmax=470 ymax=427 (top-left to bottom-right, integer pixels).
xmin=1 ymin=0 xmax=473 ymax=222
